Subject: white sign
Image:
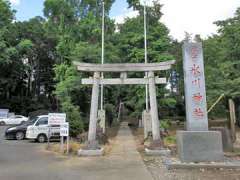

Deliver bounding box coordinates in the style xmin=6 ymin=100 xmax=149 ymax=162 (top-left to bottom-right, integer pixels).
xmin=8 ymin=113 xmax=15 ymax=118
xmin=60 ymin=122 xmax=69 ymax=137
xmin=0 ymin=109 xmax=9 ymax=118
xmin=139 ymin=0 xmax=154 ymax=7
xmin=48 ymin=113 xmax=66 ymax=125
xmin=183 ymin=42 xmax=208 ymax=131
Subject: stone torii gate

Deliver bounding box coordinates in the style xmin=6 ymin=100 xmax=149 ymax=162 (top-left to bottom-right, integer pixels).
xmin=74 ymin=60 xmax=175 ymax=155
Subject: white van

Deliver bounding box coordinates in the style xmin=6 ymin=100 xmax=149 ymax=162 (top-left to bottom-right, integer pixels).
xmin=26 ymin=115 xmax=60 ymax=143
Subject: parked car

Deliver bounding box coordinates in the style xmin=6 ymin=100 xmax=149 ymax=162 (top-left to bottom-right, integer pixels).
xmin=5 ymin=116 xmax=39 ymax=140
xmin=26 ymin=115 xmax=60 ymax=143
xmin=0 ymin=115 xmax=28 ymax=125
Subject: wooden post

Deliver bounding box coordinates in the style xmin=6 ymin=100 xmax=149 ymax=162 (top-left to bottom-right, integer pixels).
xmin=229 ymin=99 xmax=236 ymax=142
xmin=88 ymin=72 xmax=100 ymax=147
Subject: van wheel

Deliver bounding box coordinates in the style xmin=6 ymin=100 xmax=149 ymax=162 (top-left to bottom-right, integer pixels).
xmin=0 ymin=121 xmax=6 ymax=126
xmin=37 ymin=134 xmax=47 ymax=143
xmin=16 ymin=131 xmax=24 ymax=140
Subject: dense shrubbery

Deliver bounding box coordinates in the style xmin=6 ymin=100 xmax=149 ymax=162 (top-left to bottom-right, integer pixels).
xmin=54 ymin=64 xmax=84 ymax=137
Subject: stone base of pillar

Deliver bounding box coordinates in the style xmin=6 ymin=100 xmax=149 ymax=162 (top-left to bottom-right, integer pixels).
xmin=78 ymin=140 xmax=104 ymax=156
xmin=86 ymin=140 xmax=100 ymax=150
xmin=78 ymin=147 xmax=104 ymax=156
xmin=145 ymin=148 xmax=171 ymax=156
xmin=177 ymin=131 xmax=224 ymax=162
xmin=210 ymin=127 xmax=233 ymax=152
xmin=145 ymin=139 xmax=170 ymax=156
xmin=149 ymin=139 xmax=164 ymax=149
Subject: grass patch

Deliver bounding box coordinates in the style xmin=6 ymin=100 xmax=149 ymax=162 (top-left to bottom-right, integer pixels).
xmin=47 ymin=140 xmax=83 ymax=155
xmin=164 ymin=135 xmax=176 ymax=146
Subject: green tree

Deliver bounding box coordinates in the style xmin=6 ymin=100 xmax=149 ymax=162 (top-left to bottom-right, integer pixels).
xmin=114 ymin=2 xmax=174 ymax=116
xmin=0 ymin=0 xmax=15 ymax=27
xmin=54 ymin=63 xmax=84 ymax=136
xmin=203 ymin=8 xmax=240 ymax=118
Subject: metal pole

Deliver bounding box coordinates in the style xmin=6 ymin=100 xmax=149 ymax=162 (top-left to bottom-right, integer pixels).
xmin=207 ymin=93 xmax=224 ymax=113
xmin=144 ymin=4 xmax=149 ymax=111
xmin=100 ymin=1 xmax=105 ymax=110
xmin=60 ymin=136 xmax=64 ymax=153
xmin=47 ymin=125 xmax=50 ymax=149
xmin=66 ymin=136 xmax=69 ymax=155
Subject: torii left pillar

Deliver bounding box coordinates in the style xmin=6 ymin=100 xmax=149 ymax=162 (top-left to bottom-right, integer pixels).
xmin=88 ymin=72 xmax=100 ymax=148
xmin=78 ymin=72 xmax=104 ymax=156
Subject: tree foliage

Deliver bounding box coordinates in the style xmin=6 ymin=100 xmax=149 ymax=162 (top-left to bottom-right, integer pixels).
xmin=1 ymin=0 xmax=240 ymax=136
xmin=54 ymin=64 xmax=84 ymax=136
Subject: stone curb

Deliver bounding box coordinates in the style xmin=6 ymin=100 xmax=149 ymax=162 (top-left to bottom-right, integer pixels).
xmin=145 ymin=148 xmax=171 ymax=156
xmin=78 ymin=148 xmax=104 ymax=156
xmin=166 ymin=162 xmax=240 ymax=170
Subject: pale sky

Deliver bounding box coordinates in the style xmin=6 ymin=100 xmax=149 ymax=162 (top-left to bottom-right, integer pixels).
xmin=9 ymin=0 xmax=20 ymax=6
xmin=161 ymin=0 xmax=240 ymax=40
xmin=10 ymin=0 xmax=240 ymax=41
xmin=112 ymin=0 xmax=240 ymax=40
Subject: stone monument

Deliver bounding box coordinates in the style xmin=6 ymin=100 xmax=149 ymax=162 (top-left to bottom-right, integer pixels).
xmin=98 ymin=109 xmax=106 ymax=133
xmin=142 ymin=110 xmax=151 ymax=139
xmin=177 ymin=42 xmax=223 ymax=162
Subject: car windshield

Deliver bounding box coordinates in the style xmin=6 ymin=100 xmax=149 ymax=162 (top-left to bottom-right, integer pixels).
xmin=23 ymin=117 xmax=39 ymax=125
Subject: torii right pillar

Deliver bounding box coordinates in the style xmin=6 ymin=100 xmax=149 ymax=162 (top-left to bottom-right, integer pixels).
xmin=145 ymin=71 xmax=170 ymax=155
xmin=177 ymin=42 xmax=223 ymax=162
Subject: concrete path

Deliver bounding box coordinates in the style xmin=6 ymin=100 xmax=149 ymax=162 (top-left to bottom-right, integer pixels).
xmin=103 ymin=122 xmax=154 ymax=180
xmin=70 ymin=122 xmax=154 ymax=180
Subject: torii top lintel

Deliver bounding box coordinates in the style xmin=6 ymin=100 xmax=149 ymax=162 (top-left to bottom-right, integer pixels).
xmin=73 ymin=60 xmax=175 ymax=72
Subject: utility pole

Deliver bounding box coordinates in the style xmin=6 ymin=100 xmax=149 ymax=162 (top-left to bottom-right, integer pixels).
xmin=143 ymin=3 xmax=149 ymax=111
xmin=100 ymin=1 xmax=105 ymax=110
xmin=140 ymin=0 xmax=154 ymax=111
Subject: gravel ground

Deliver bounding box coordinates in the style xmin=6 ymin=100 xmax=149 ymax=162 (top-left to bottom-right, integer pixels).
xmin=143 ymin=156 xmax=240 ymax=180
xmin=131 ymin=127 xmax=240 ymax=180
